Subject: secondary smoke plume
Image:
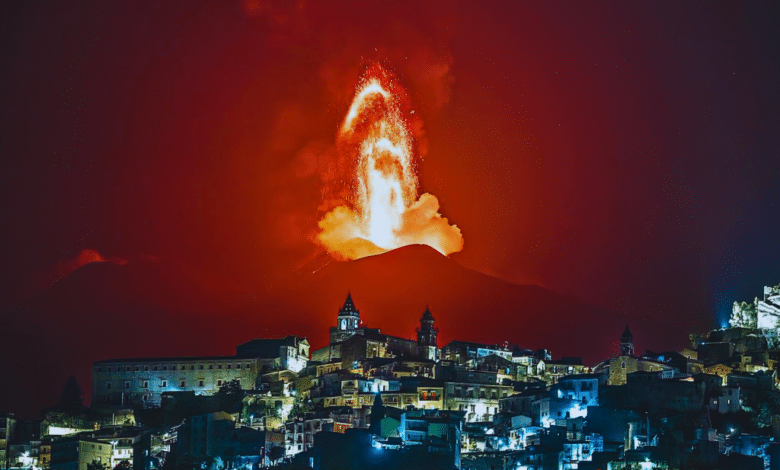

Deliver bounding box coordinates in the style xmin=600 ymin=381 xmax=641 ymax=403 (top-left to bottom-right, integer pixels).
xmin=316 ymin=64 xmax=464 ymax=260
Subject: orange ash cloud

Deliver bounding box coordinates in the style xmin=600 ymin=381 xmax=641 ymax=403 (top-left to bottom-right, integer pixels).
xmin=316 ymin=64 xmax=464 ymax=260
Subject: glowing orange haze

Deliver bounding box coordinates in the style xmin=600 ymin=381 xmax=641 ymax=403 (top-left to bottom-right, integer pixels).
xmin=317 ymin=64 xmax=464 ymax=260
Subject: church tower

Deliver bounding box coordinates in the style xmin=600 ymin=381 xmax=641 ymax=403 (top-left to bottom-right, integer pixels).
xmin=619 ymin=325 xmax=634 ymax=356
xmin=330 ymin=292 xmax=363 ymax=344
xmin=417 ymin=306 xmax=439 ymax=361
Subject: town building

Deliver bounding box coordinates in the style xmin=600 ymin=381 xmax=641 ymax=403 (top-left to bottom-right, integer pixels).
xmin=593 ymin=326 xmax=677 ymax=385
xmin=544 ymin=357 xmax=588 ymax=384
xmin=758 ymin=284 xmax=780 ymax=328
xmin=0 ymin=413 xmax=15 ymax=470
xmin=92 ymin=336 xmax=309 ymax=408
xmin=441 ymin=340 xmax=512 ymax=365
xmin=50 ymin=436 xmax=113 ymax=470
xmin=443 ymin=382 xmax=514 ymax=422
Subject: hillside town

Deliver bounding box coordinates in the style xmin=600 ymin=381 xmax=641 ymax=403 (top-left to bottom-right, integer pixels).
xmin=4 ymin=287 xmax=780 ymax=470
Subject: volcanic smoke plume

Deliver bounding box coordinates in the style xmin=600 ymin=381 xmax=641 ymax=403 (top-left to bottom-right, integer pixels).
xmin=317 ymin=64 xmax=464 ymax=260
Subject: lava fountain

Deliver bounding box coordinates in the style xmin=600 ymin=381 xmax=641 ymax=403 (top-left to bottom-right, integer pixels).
xmin=317 ymin=64 xmax=464 ymax=260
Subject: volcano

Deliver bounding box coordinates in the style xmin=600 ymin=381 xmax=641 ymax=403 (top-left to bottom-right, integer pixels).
xmin=2 ymin=245 xmax=625 ymax=418
xmin=288 ymin=244 xmax=626 ymax=362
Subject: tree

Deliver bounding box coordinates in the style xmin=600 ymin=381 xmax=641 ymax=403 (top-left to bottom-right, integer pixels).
xmin=216 ymin=379 xmax=242 ymax=396
xmin=215 ymin=379 xmax=244 ymax=412
xmin=730 ymin=298 xmax=758 ymax=329
xmin=755 ymin=402 xmax=773 ymax=428
xmin=289 ymin=397 xmax=312 ymax=418
xmin=87 ymin=461 xmax=108 ymax=470
xmin=58 ymin=376 xmax=85 ymax=414
xmin=369 ymin=392 xmax=385 ymax=435
xmin=268 ymin=446 xmax=285 ymax=465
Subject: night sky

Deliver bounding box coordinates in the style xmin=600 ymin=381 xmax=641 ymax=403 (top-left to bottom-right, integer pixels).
xmin=1 ymin=1 xmax=779 ymax=416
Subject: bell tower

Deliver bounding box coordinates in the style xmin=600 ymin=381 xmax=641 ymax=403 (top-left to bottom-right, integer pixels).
xmin=619 ymin=325 xmax=634 ymax=356
xmin=417 ymin=306 xmax=439 ymax=361
xmin=330 ymin=292 xmax=362 ymax=344
xmin=338 ymin=292 xmax=360 ymax=331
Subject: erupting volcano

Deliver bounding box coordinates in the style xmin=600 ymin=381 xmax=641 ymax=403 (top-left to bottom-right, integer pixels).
xmin=317 ymin=64 xmax=464 ymax=260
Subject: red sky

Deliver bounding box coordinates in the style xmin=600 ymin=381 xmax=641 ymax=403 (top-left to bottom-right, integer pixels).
xmin=1 ymin=0 xmax=780 ymax=415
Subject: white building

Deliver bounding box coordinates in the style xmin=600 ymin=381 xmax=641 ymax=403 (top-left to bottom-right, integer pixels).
xmin=553 ymin=374 xmax=599 ymax=408
xmin=443 ymin=382 xmax=514 ymax=422
xmin=758 ymin=285 xmax=780 ymax=329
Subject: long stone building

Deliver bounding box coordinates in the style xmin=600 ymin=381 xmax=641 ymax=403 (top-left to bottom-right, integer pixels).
xmin=92 ymin=336 xmax=309 ymax=408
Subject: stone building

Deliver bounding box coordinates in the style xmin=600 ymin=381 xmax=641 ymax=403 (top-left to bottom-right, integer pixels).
xmin=235 ymin=336 xmax=310 ymax=373
xmin=321 ymin=294 xmax=421 ymax=365
xmin=339 ymin=334 xmax=388 ymax=368
xmin=92 ymin=336 xmax=309 ymax=408
xmin=593 ymin=326 xmax=676 ymax=385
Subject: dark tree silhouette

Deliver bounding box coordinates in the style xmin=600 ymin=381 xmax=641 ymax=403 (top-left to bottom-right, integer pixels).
xmin=369 ymin=392 xmax=385 ymax=435
xmin=216 ymin=379 xmax=242 ymax=396
xmin=113 ymin=461 xmax=131 ymax=470
xmin=215 ymin=379 xmax=243 ymax=412
xmin=86 ymin=460 xmax=108 ymax=470
xmin=58 ymin=375 xmax=84 ymax=413
xmin=268 ymin=446 xmax=285 ymax=464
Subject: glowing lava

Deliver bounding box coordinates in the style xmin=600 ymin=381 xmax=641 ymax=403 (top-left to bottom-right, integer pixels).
xmin=317 ymin=64 xmax=464 ymax=260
